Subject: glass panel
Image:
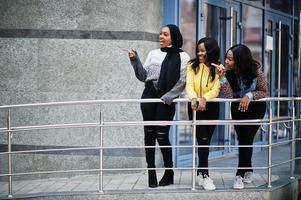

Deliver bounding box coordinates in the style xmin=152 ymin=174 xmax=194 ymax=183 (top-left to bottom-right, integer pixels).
xmin=266 ymin=0 xmax=292 ymax=14
xmin=178 ymin=102 xmax=192 ymax=157
xmin=293 ymin=19 xmax=300 ymax=97
xmin=279 ymin=23 xmax=289 ymax=123
xmin=242 ymin=5 xmax=263 ymax=64
xmin=274 ymin=22 xmax=290 ymax=139
xmin=232 ymin=10 xmax=238 ymax=45
xmin=203 ymin=4 xmax=227 ymax=153
xmin=294 ymin=0 xmax=301 ymax=17
xmin=177 ymin=0 xmax=197 ymax=166
xmin=262 ymin=21 xmax=273 ymax=144
xmin=293 ymin=19 xmax=301 ymax=152
xmin=245 ymin=0 xmax=263 ymax=7
xmin=242 ymin=6 xmax=262 ymax=144
xmin=177 ymin=3 xmax=229 ymax=165
xmin=265 ymin=20 xmax=273 ymax=94
xmin=280 ymin=24 xmax=289 ymax=98
xmin=267 ymin=20 xmax=273 ymax=36
xmin=180 ymin=0 xmax=197 ymax=58
xmin=203 ymin=3 xmax=227 ymax=61
xmin=275 ymin=22 xmax=279 ymax=97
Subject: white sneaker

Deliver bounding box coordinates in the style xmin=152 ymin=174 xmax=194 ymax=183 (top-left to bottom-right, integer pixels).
xmin=243 ymin=172 xmax=253 ymax=183
xmin=198 ymin=174 xmax=216 ymax=191
xmin=233 ymin=175 xmax=244 ymax=189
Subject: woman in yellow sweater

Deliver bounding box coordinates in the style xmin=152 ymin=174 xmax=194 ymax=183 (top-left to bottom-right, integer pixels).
xmin=186 ymin=37 xmax=221 ymax=191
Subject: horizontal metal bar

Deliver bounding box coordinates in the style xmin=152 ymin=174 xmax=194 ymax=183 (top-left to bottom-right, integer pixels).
xmin=270 ymin=159 xmax=294 ymax=168
xmin=0 ymin=166 xmax=272 ymax=178
xmin=0 ymin=117 xmax=296 ymax=133
xmin=2 ymin=156 xmax=301 ymax=178
xmin=2 ymin=139 xmax=300 ymax=155
xmin=3 ymin=156 xmax=300 ymax=178
xmin=0 ymin=144 xmax=271 ymax=155
xmin=0 ymin=97 xmax=297 ymax=110
xmin=270 ymin=139 xmax=295 ymax=147
xmin=0 ymin=122 xmax=100 ymax=133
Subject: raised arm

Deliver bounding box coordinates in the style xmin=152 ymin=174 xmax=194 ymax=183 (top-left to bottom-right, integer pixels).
xmin=130 ymin=55 xmax=147 ymax=82
xmin=126 ymin=48 xmax=147 ymax=82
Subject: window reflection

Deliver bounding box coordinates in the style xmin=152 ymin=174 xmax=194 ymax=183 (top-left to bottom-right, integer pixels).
xmin=265 ymin=20 xmax=273 ymax=94
xmin=279 ymin=24 xmax=289 ymax=97
xmin=266 ymin=0 xmax=292 ymax=14
xmin=242 ymin=5 xmax=263 ymax=144
xmin=245 ymin=0 xmax=263 ymax=7
xmin=294 ymin=0 xmax=301 ymax=17
xmin=180 ymin=0 xmax=197 ymax=58
xmin=203 ymin=4 xmax=227 ymax=59
xmin=203 ymin=4 xmax=227 ymax=152
xmin=232 ymin=10 xmax=238 ymax=46
xmin=242 ymin=5 xmax=263 ymax=64
xmin=293 ymin=20 xmax=300 ymax=96
xmin=178 ymin=0 xmax=197 ymax=162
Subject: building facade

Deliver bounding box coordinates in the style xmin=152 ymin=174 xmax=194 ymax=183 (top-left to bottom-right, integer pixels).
xmin=0 ymin=0 xmax=300 ymax=178
xmin=165 ymin=0 xmax=301 ymax=168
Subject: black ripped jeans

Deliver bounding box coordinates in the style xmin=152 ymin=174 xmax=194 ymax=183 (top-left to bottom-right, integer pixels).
xmin=231 ymin=101 xmax=266 ymax=177
xmin=188 ymin=102 xmax=219 ymax=177
xmin=140 ymin=82 xmax=175 ymax=169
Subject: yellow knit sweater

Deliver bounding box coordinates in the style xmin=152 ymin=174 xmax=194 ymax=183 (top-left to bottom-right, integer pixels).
xmin=186 ymin=63 xmax=220 ymax=100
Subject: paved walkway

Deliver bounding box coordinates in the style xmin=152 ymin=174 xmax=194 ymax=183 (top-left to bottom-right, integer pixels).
xmin=0 ymin=145 xmax=298 ymax=199
xmin=0 ymin=171 xmax=280 ymax=195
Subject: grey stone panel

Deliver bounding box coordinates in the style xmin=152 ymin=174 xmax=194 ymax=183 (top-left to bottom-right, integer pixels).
xmin=0 ymin=39 xmax=39 ymax=93
xmin=0 ymin=0 xmax=163 ymax=32
xmin=0 ymin=153 xmax=145 ymax=181
xmin=0 ymin=38 xmax=157 ymax=102
xmin=0 ymin=0 xmax=163 ymax=180
xmin=0 ymin=38 xmax=159 ymax=174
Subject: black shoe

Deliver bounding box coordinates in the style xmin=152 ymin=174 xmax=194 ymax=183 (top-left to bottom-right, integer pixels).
xmin=159 ymin=170 xmax=174 ymax=186
xmin=148 ymin=170 xmax=158 ymax=188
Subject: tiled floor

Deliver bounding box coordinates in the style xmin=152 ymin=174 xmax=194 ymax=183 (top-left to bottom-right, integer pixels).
xmin=0 ymin=144 xmax=297 ymax=199
xmin=0 ymin=171 xmax=280 ymax=196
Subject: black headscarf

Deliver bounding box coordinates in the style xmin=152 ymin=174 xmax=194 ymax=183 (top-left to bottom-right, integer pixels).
xmin=157 ymin=24 xmax=183 ymax=96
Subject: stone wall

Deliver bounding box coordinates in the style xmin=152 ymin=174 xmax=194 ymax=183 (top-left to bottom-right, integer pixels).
xmin=0 ymin=0 xmax=163 ymax=179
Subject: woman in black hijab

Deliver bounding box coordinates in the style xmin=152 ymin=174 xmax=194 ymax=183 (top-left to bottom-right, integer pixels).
xmin=126 ymin=24 xmax=190 ymax=188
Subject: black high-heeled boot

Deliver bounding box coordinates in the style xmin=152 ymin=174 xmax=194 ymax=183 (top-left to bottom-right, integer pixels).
xmin=159 ymin=170 xmax=174 ymax=186
xmin=148 ymin=170 xmax=158 ymax=188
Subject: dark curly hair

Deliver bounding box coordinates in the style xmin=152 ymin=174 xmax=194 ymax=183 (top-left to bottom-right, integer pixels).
xmin=189 ymin=37 xmax=220 ymax=81
xmin=225 ymin=44 xmax=259 ymax=92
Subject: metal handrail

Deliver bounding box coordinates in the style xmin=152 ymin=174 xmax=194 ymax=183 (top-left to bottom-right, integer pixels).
xmin=0 ymin=97 xmax=298 ymax=110
xmin=2 ymin=140 xmax=300 ymax=156
xmin=0 ymin=97 xmax=300 ymax=198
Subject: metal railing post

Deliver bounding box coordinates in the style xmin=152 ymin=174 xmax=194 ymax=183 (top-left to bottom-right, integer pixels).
xmin=191 ymin=110 xmax=196 ymax=190
xmin=227 ymin=102 xmax=232 ymax=153
xmin=7 ymin=109 xmax=13 ymax=198
xmin=290 ymin=98 xmax=296 ymax=179
xmin=276 ymin=21 xmax=282 ymax=141
xmin=98 ymin=111 xmax=104 ymax=193
xmin=267 ymin=101 xmax=272 ymax=188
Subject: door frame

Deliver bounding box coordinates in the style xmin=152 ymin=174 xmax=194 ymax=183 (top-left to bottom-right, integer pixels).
xmin=264 ymin=12 xmax=292 ymax=98
xmin=264 ymin=12 xmax=292 ymax=142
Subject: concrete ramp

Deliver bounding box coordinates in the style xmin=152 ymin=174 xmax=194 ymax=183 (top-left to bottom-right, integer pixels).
xmin=0 ymin=172 xmax=300 ymax=200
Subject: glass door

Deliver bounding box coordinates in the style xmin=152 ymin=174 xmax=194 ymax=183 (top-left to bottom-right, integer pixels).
xmin=265 ymin=13 xmax=292 ymax=141
xmin=175 ymin=0 xmax=241 ymax=167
